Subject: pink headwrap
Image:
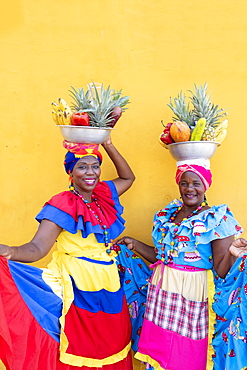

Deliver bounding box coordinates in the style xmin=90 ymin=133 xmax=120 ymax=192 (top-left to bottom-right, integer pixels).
xmin=175 ymin=164 xmax=212 ymax=190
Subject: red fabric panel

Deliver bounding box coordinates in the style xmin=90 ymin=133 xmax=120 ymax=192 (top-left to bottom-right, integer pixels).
xmin=0 ymin=257 xmax=132 ymax=370
xmin=0 ymin=257 xmax=59 ymax=370
xmin=64 ymin=297 xmax=132 ymax=359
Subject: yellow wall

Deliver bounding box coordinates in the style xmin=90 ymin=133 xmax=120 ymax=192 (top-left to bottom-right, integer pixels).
xmin=0 ymin=0 xmax=247 ymax=368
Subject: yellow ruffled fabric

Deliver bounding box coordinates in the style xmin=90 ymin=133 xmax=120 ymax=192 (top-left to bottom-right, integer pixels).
xmin=44 ymin=230 xmax=130 ymax=367
xmin=135 ymin=353 xmax=165 ymax=370
xmin=60 ymin=342 xmax=132 ymax=368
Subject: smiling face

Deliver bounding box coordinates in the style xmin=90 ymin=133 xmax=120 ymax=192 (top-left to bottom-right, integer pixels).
xmin=178 ymin=171 xmax=206 ymax=208
xmin=71 ymin=156 xmax=101 ymax=197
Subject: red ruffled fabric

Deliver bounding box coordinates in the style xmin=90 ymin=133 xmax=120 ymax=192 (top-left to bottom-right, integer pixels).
xmin=0 ymin=255 xmax=133 ymax=370
xmin=0 ymin=257 xmax=60 ymax=370
xmin=45 ymin=182 xmax=119 ymax=228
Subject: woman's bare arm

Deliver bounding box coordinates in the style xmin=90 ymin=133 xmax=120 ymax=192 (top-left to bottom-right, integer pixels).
xmin=101 ymin=138 xmax=135 ymax=196
xmin=116 ymin=236 xmax=157 ymax=263
xmin=0 ymin=220 xmax=62 ymax=262
xmin=212 ymin=235 xmax=237 ymax=278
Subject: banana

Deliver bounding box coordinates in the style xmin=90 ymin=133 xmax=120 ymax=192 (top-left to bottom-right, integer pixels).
xmin=52 ymin=98 xmax=72 ymax=125
xmin=215 ymin=119 xmax=228 ymax=144
xmin=52 ymin=110 xmax=59 ymax=125
xmin=63 ymin=108 xmax=72 ymax=125
xmin=58 ymin=98 xmax=70 ymax=111
xmin=215 ymin=129 xmax=227 ymax=144
xmin=56 ymin=109 xmax=64 ymax=125
xmin=51 ymin=102 xmax=60 ymax=112
xmin=215 ymin=119 xmax=228 ymax=134
xmin=190 ymin=117 xmax=207 ymax=141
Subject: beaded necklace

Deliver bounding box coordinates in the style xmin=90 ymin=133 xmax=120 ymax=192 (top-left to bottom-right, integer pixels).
xmin=156 ymin=200 xmax=208 ymax=262
xmin=72 ymin=189 xmax=118 ymax=257
xmin=169 ymin=200 xmax=208 ymax=225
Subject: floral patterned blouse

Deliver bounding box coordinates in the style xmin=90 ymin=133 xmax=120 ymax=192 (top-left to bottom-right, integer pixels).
xmin=152 ymin=199 xmax=242 ymax=269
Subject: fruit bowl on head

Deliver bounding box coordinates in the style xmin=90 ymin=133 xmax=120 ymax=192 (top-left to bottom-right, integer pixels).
xmin=57 ymin=125 xmax=113 ymax=144
xmin=166 ymin=141 xmax=220 ymax=161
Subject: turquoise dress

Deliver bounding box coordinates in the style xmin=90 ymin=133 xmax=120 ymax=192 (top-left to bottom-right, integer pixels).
xmin=212 ymin=256 xmax=247 ymax=369
xmin=127 ymin=199 xmax=244 ymax=370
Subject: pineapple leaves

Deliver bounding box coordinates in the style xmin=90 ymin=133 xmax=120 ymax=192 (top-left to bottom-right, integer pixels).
xmin=69 ymin=83 xmax=130 ymax=127
xmin=168 ymin=83 xmax=228 ymax=130
xmin=189 ymin=83 xmax=228 ymax=127
xmin=168 ymin=91 xmax=194 ymax=127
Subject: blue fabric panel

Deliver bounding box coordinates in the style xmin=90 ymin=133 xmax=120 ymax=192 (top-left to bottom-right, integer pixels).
xmin=71 ymin=277 xmax=124 ymax=314
xmin=8 ymin=260 xmax=61 ymax=342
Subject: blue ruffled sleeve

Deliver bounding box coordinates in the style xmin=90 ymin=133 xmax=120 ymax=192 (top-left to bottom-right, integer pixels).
xmin=104 ymin=180 xmax=124 ymax=219
xmin=190 ymin=204 xmax=243 ymax=243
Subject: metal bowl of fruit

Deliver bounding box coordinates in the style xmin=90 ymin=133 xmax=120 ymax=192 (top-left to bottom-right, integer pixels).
xmin=57 ymin=125 xmax=113 ymax=144
xmin=166 ymin=141 xmax=220 ymax=161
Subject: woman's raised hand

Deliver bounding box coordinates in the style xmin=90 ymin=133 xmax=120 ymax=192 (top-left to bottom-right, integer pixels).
xmin=229 ymin=238 xmax=247 ymax=258
xmin=0 ymin=244 xmax=12 ymax=259
xmin=116 ymin=236 xmax=157 ymax=263
xmin=101 ymin=136 xmax=112 ymax=148
xmin=117 ymin=236 xmax=136 ymax=251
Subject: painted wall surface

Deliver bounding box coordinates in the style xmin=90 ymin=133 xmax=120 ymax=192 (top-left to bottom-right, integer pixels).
xmin=0 ymin=0 xmax=247 ymax=369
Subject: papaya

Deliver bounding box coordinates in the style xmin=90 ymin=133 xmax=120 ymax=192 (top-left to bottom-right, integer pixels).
xmin=170 ymin=121 xmax=191 ymax=142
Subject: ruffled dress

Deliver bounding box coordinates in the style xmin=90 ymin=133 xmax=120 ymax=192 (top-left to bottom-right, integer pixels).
xmin=0 ymin=181 xmax=133 ymax=370
xmin=134 ymin=199 xmax=243 ymax=370
xmin=212 ymin=255 xmax=247 ymax=369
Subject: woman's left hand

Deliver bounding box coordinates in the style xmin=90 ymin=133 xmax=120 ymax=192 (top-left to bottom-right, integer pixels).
xmin=229 ymin=237 xmax=247 ymax=257
xmin=101 ymin=136 xmax=112 ymax=148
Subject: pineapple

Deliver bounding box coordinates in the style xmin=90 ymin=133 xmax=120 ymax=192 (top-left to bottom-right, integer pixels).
xmin=69 ymin=87 xmax=92 ymax=112
xmin=69 ymin=83 xmax=130 ymax=127
xmin=167 ymin=91 xmax=194 ymax=128
xmin=201 ymin=124 xmax=216 ymax=141
xmin=189 ymin=83 xmax=228 ymax=141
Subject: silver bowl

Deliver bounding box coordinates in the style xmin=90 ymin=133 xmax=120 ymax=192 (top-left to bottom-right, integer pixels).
xmin=166 ymin=141 xmax=220 ymax=161
xmin=57 ymin=125 xmax=113 ymax=144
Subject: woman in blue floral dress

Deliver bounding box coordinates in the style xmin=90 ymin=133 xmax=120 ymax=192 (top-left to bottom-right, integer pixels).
xmin=117 ymin=162 xmax=247 ymax=370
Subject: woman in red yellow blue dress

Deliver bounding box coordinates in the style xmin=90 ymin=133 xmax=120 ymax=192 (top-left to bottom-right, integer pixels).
xmin=0 ymin=138 xmax=136 ymax=370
